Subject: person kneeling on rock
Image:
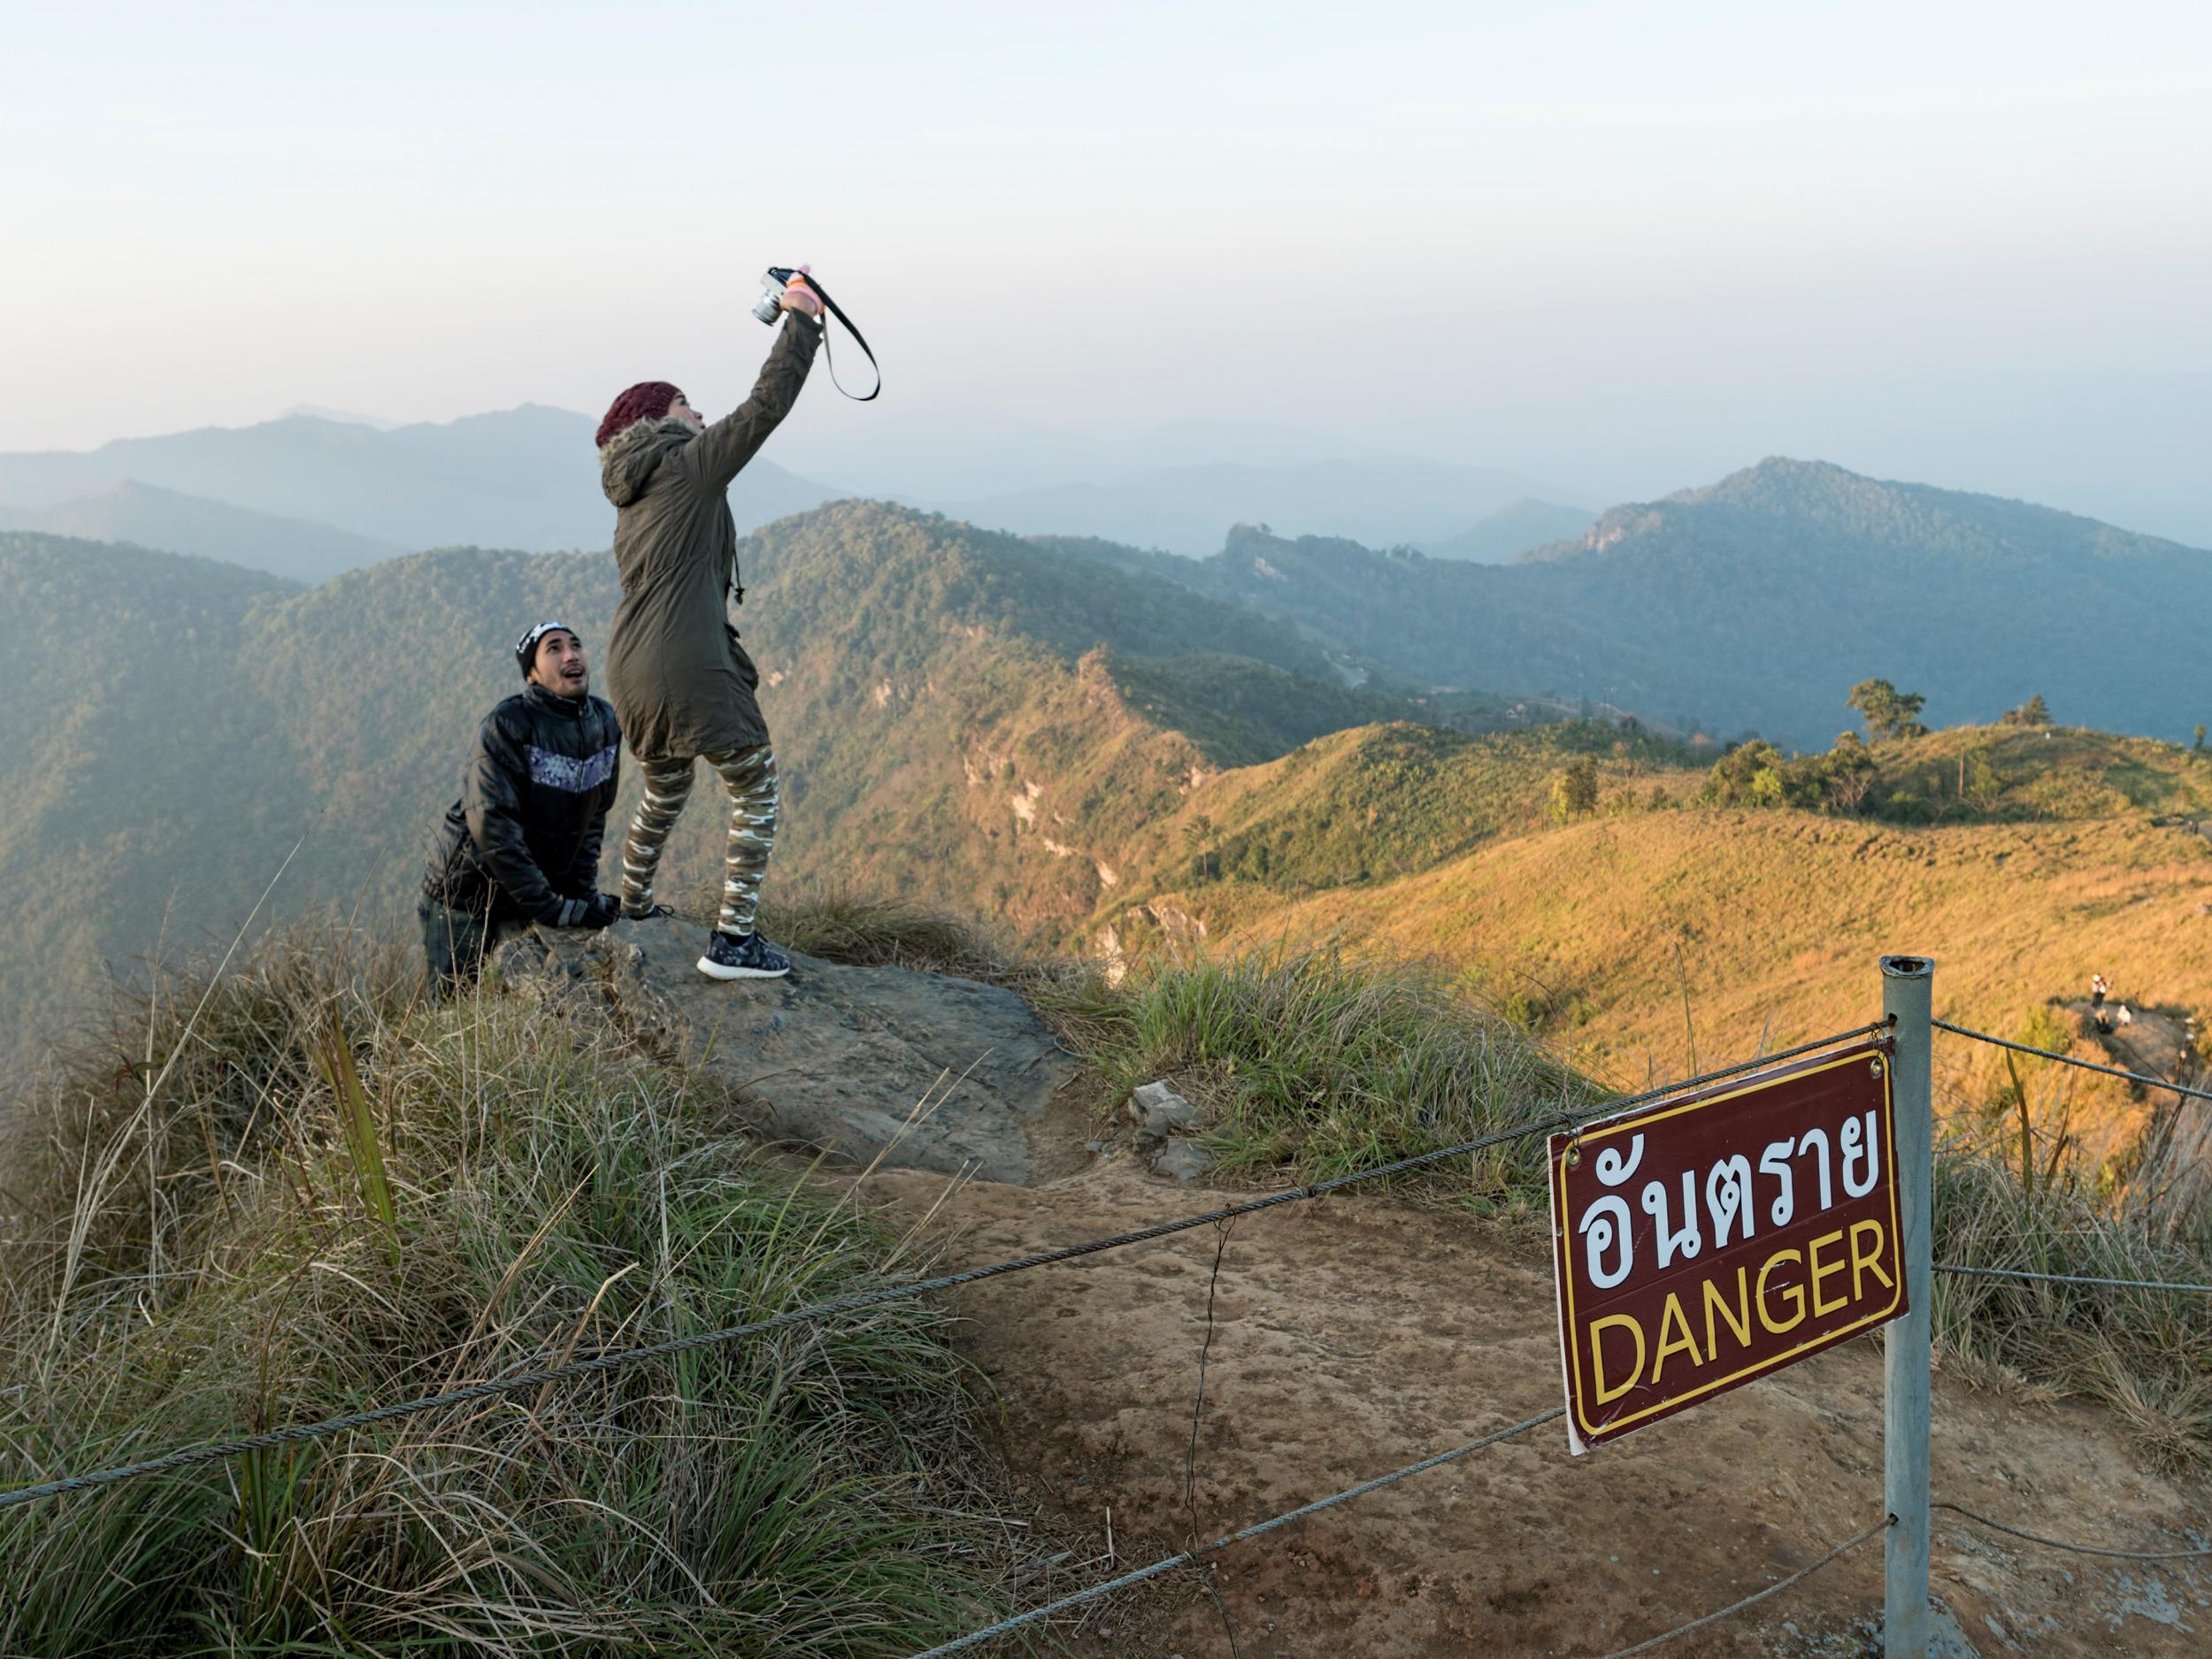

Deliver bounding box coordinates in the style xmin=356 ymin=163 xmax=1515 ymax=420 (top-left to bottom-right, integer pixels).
xmin=418 ymin=622 xmax=622 ymax=994
xmin=595 ymin=270 xmax=824 ymax=981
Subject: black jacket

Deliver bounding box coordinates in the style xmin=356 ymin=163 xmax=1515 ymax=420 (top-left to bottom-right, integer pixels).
xmin=424 ymin=683 xmax=622 ymax=921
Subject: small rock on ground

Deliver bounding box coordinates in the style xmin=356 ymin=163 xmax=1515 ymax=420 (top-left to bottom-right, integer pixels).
xmin=1127 ymin=1079 xmax=1202 ymax=1140
xmin=1150 ymin=1140 xmax=1212 ymax=1180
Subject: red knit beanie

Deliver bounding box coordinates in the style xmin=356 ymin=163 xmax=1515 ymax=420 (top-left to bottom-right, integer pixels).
xmin=595 ymin=381 xmax=682 ymax=448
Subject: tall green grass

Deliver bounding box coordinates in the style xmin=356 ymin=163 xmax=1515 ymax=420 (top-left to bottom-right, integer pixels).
xmin=1077 ymin=942 xmax=1604 ymax=1202
xmin=0 ymin=922 xmax=1020 ymax=1656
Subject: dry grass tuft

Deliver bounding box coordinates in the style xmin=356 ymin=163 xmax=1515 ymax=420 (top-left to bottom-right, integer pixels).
xmin=759 ymin=879 xmax=1019 ymax=980
xmin=1931 ymin=1144 xmax=2212 ymax=1468
xmin=1075 ymin=941 xmax=1605 ymax=1205
xmin=0 ymin=919 xmax=1024 ymax=1655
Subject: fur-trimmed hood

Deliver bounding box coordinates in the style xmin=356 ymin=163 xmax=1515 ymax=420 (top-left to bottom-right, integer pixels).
xmin=599 ymin=415 xmax=695 ymax=509
xmin=602 ymin=316 xmax=820 ymax=764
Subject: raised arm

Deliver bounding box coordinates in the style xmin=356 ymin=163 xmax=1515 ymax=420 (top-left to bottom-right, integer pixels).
xmin=685 ymin=311 xmax=822 ymax=491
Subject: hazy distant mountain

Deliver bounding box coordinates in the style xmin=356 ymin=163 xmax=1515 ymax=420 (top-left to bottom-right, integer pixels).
xmin=25 ymin=480 xmax=403 ymax=583
xmin=1103 ymin=457 xmax=2212 ymax=747
xmin=817 ymin=414 xmax=1552 ymax=504
xmin=278 ymin=403 xmax=402 ymax=430
xmin=1759 ymin=367 xmax=2212 ymax=551
xmin=937 ymin=459 xmax=1563 ymax=557
xmin=0 ymin=405 xmax=841 ymax=553
xmin=1425 ymin=499 xmax=1594 ymax=563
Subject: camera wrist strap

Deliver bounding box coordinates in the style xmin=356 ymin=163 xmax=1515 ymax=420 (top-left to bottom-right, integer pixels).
xmin=789 ymin=273 xmax=880 ymax=402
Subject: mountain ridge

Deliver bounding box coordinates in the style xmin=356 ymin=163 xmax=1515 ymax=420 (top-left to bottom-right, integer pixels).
xmin=937 ymin=457 xmax=1563 ymax=557
xmin=21 ymin=480 xmax=404 ymax=582
xmin=1119 ymin=457 xmax=2211 ymax=744
xmin=1525 ymin=456 xmax=2211 ymax=565
xmin=1425 ymin=497 xmax=1594 ymax=562
xmin=0 ymin=405 xmax=841 ymax=559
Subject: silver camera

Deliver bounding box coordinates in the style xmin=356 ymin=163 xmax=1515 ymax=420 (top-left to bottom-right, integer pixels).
xmin=749 ymin=267 xmax=795 ymax=325
xmin=739 ymin=265 xmax=881 ymax=401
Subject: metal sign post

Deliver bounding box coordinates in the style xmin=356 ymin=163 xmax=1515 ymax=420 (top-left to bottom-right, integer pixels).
xmin=1880 ymin=955 xmax=1934 ymax=1659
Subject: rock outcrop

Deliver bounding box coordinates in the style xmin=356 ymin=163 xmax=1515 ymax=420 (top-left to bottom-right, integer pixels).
xmin=496 ymin=918 xmax=1080 ymax=1185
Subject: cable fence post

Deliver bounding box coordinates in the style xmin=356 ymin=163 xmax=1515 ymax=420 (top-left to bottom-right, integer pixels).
xmin=1880 ymin=953 xmax=1934 ymax=1659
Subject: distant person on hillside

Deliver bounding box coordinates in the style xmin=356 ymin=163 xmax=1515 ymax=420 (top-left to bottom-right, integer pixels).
xmin=2091 ymin=972 xmax=2111 ymax=1032
xmin=596 ymin=268 xmax=825 ymax=981
xmin=418 ymin=623 xmax=622 ymax=994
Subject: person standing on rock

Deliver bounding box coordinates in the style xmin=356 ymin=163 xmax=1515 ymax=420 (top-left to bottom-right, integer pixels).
xmin=597 ymin=269 xmax=824 ymax=980
xmin=419 ymin=623 xmax=623 ymax=994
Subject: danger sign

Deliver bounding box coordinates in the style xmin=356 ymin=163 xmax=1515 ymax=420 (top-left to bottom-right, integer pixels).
xmin=1549 ymin=1043 xmax=1906 ymax=1453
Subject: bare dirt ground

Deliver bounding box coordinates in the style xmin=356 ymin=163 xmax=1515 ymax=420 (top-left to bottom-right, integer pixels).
xmin=860 ymin=1156 xmax=2212 ymax=1658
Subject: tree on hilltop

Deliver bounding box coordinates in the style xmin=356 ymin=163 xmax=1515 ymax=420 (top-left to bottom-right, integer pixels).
xmin=1701 ymin=732 xmax=1877 ymax=815
xmin=1822 ymin=730 xmax=1878 ymax=813
xmin=1181 ymin=814 xmax=1218 ymax=880
xmin=1998 ymin=694 xmax=2051 ymax=727
xmin=1700 ymin=741 xmax=1788 ymax=808
xmin=1549 ymin=758 xmax=1600 ymax=824
xmin=1847 ymin=679 xmax=1928 ymax=741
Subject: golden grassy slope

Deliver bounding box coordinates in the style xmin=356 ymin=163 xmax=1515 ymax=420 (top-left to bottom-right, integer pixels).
xmin=1084 ymin=720 xmax=2212 ymax=1084
xmin=1173 ymin=809 xmax=2212 ymax=1157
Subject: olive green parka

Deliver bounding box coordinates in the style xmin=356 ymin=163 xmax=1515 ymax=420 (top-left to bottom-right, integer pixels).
xmin=600 ymin=316 xmax=820 ymax=762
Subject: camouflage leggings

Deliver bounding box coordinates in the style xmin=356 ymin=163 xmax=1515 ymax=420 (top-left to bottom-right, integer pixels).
xmin=619 ymin=746 xmax=779 ymax=936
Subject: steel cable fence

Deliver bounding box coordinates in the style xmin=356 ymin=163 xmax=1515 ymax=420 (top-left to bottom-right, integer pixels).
xmin=894 ymin=1005 xmax=2212 ymax=1655
xmin=1924 ymin=1020 xmax=2212 ymax=1293
xmin=1932 ymin=1500 xmax=2212 ymax=1562
xmin=12 ymin=1006 xmax=2201 ymax=1655
xmin=0 ymin=1022 xmax=1887 ymax=1512
xmin=901 ymin=1407 xmax=1568 ymax=1659
xmin=1932 ymin=1018 xmax=2212 ymax=1103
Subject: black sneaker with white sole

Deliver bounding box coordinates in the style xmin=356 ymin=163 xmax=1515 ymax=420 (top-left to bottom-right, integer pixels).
xmin=698 ymin=929 xmax=791 ymax=980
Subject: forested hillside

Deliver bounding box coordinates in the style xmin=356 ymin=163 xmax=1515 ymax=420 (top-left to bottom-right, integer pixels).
xmin=0 ymin=508 xmax=1440 ymax=1091
xmin=3 ymin=536 xmax=308 ymax=1094
xmin=1095 ymin=458 xmax=2212 ymax=746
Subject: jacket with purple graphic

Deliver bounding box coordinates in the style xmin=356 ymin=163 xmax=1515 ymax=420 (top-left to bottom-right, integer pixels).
xmin=423 ymin=682 xmax=622 ymax=922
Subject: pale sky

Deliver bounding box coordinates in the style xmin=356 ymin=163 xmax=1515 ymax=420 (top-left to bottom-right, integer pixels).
xmin=5 ymin=1 xmax=2209 ymax=524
